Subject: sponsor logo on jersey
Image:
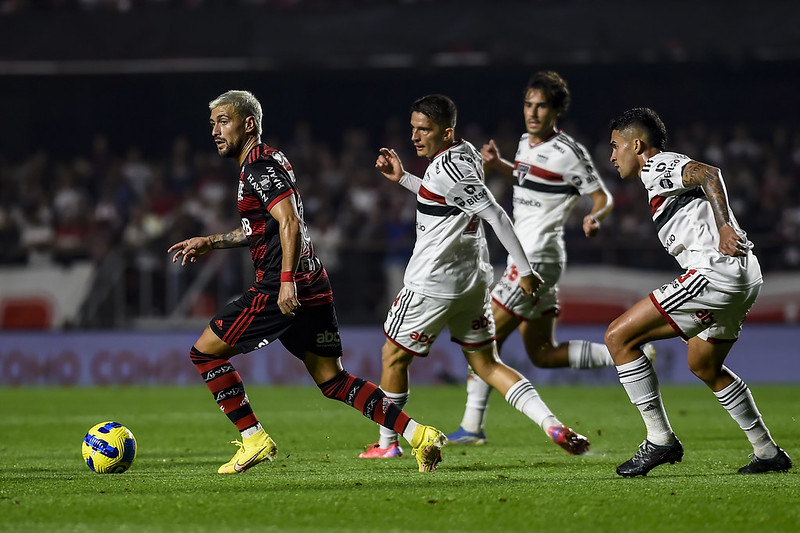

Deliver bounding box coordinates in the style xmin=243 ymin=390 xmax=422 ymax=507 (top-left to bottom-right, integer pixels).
xmin=513 ymin=197 xmax=542 ymax=208
xmin=552 ymin=143 xmax=565 ymax=154
xmin=256 ymin=338 xmax=270 ymax=348
xmin=536 ymin=153 xmax=549 ymax=163
xmin=258 ymin=168 xmax=277 ymax=190
xmin=237 ymin=182 xmax=244 ymax=201
xmin=453 ymin=185 xmax=487 ymax=208
xmin=660 ymin=178 xmax=674 ymax=189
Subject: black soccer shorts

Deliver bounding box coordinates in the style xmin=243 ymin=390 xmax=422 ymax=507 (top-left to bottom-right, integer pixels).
xmin=209 ymin=288 xmax=343 ymax=359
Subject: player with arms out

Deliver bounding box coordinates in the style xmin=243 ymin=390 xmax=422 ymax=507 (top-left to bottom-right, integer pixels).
xmin=606 ymin=107 xmax=792 ymax=476
xmin=168 ymin=90 xmax=445 ymax=474
xmin=357 ymin=94 xmax=590 ymax=464
xmin=449 ymin=70 xmax=628 ymax=445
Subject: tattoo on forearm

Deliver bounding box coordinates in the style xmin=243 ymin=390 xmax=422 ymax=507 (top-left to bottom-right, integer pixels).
xmin=209 ymin=227 xmax=247 ymax=249
xmin=683 ymin=162 xmax=730 ymax=229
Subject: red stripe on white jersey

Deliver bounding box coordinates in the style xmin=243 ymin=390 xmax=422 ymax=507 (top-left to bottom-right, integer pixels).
xmin=515 ymin=161 xmax=563 ymax=182
xmin=650 ymin=195 xmax=666 ymax=217
xmin=419 ymin=185 xmax=447 ymax=204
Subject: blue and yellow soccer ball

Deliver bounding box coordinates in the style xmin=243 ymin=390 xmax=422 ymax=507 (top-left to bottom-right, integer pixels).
xmin=81 ymin=421 xmax=137 ymax=474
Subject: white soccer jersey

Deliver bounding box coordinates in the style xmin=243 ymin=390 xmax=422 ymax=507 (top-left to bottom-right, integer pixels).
xmin=403 ymin=139 xmax=496 ymax=299
xmin=510 ymin=131 xmax=605 ymax=263
xmin=642 ymin=151 xmax=762 ymax=291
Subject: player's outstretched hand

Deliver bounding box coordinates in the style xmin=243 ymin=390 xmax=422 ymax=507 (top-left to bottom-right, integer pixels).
xmin=376 ymin=148 xmax=404 ymax=182
xmin=518 ymin=271 xmax=544 ymax=296
xmin=718 ymin=224 xmax=748 ymax=257
xmin=168 ymin=236 xmax=212 ymax=266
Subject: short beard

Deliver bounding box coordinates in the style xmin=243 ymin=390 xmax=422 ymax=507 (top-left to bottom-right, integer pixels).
xmin=217 ymin=140 xmax=238 ymax=159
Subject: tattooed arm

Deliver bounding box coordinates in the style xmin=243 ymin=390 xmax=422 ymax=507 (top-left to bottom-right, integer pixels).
xmin=681 ymin=161 xmax=747 ymax=257
xmin=168 ymin=227 xmax=248 ymax=266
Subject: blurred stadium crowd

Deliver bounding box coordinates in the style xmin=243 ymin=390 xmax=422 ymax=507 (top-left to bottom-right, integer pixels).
xmin=1 ymin=113 xmax=798 ymax=323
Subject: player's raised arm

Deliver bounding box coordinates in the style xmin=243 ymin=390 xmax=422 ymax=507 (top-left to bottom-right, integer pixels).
xmin=480 ymin=139 xmax=515 ymax=180
xmin=377 ymin=147 xmax=422 ymax=193
xmin=376 ymin=148 xmax=405 ymax=182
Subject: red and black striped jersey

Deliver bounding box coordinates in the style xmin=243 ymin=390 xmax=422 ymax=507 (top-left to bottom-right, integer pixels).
xmin=238 ymin=143 xmax=332 ymax=305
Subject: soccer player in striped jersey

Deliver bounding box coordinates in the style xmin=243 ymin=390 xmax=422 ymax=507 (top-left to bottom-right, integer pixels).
xmin=449 ymin=71 xmax=623 ymax=445
xmin=606 ymin=107 xmax=791 ymax=476
xmin=168 ymin=90 xmax=445 ymax=474
xmin=358 ymin=94 xmax=590 ymax=462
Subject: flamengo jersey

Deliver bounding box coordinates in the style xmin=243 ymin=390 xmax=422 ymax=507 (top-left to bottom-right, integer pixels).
xmin=642 ymin=151 xmax=762 ymax=291
xmin=511 ymin=131 xmax=604 ymax=263
xmin=238 ymin=144 xmax=332 ymax=305
xmin=403 ymin=139 xmax=496 ymax=299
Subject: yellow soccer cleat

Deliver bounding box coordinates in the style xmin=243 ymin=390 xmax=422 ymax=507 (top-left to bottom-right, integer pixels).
xmin=218 ymin=428 xmax=278 ymax=474
xmin=410 ymin=425 xmax=447 ymax=472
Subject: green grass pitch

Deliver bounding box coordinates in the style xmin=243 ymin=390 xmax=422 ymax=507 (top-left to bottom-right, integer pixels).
xmin=1 ymin=384 xmax=797 ymax=532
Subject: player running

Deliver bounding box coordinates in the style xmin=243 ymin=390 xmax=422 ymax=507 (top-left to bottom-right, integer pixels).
xmin=168 ymin=90 xmax=445 ymax=474
xmin=449 ymin=71 xmax=642 ymax=445
xmin=357 ymin=94 xmax=590 ymax=463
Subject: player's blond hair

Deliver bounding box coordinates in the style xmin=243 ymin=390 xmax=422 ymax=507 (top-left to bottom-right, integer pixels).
xmin=209 ymin=90 xmax=263 ymax=137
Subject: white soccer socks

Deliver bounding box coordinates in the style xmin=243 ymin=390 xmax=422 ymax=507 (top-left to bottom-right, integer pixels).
xmin=616 ymin=355 xmax=674 ymax=446
xmin=714 ymin=369 xmax=779 ymax=459
xmin=458 ymin=369 xmax=493 ymax=434
xmin=568 ymin=340 xmax=614 ymax=369
xmin=378 ymin=390 xmax=409 ymax=448
xmin=504 ymin=379 xmax=559 ymax=431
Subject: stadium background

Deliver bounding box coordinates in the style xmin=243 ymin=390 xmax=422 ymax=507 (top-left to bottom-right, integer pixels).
xmin=1 ymin=0 xmax=798 ymax=386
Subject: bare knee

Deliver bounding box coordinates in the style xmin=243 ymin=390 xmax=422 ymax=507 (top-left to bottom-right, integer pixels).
xmin=381 ymin=342 xmax=413 ymax=370
xmin=687 ymin=358 xmax=723 ymax=384
xmin=604 ymin=321 xmax=626 ymax=356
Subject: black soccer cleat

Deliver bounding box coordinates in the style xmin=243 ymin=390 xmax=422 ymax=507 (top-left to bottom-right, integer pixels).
xmin=617 ymin=438 xmax=684 ymax=477
xmin=738 ymin=447 xmax=792 ymax=474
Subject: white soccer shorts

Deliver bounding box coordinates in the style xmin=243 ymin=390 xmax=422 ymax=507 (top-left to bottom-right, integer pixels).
xmin=383 ymin=287 xmax=496 ymax=356
xmin=650 ymin=268 xmax=761 ymax=342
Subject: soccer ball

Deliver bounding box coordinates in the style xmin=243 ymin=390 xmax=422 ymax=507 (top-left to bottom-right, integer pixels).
xmin=81 ymin=421 xmax=137 ymax=474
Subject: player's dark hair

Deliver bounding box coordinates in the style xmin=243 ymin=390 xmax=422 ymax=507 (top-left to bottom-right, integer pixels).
xmin=525 ymin=71 xmax=571 ymax=115
xmin=411 ymin=94 xmax=457 ymax=129
xmin=609 ymin=108 xmax=668 ymax=150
